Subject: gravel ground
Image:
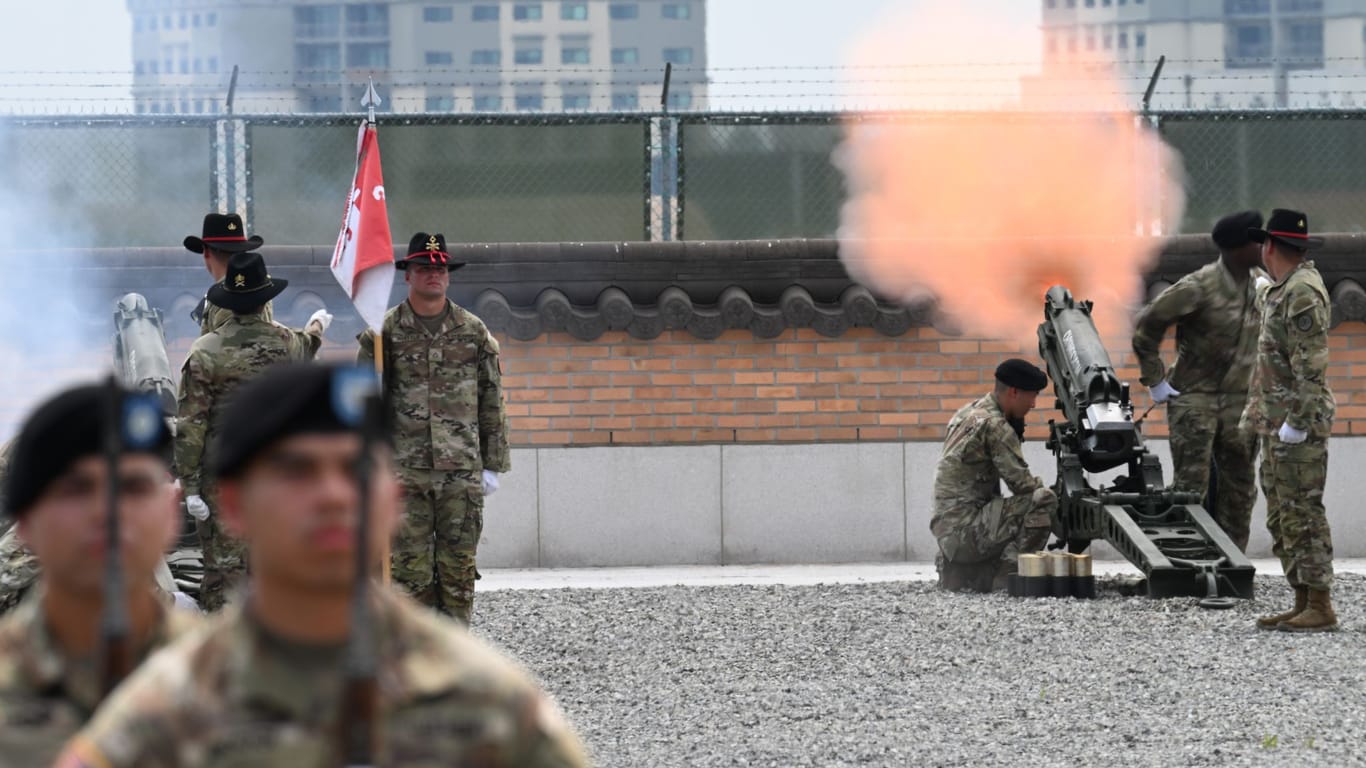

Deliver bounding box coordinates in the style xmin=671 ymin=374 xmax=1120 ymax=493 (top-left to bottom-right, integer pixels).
xmin=475 ymin=574 xmax=1366 ymax=768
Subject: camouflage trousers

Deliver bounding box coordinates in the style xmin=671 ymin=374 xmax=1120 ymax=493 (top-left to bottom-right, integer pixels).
xmin=394 ymin=467 xmax=483 ymax=624
xmin=196 ymin=487 xmax=246 ymax=612
xmin=1259 ymin=435 xmax=1334 ymax=590
xmin=1167 ymin=393 xmax=1259 ymax=551
xmin=935 ymin=489 xmax=1055 ymax=592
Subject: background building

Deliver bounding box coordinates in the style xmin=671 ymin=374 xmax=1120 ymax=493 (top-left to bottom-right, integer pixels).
xmin=126 ymin=0 xmax=707 ymax=114
xmin=1041 ymin=0 xmax=1366 ymax=108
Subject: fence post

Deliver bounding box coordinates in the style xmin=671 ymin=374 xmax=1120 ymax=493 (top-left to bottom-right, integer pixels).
xmin=650 ymin=116 xmax=681 ymax=241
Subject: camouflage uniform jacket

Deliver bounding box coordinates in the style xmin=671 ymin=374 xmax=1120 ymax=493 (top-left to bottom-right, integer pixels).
xmin=195 ymin=297 xmax=272 ymax=336
xmin=63 ymin=587 xmax=588 ymax=767
xmin=1132 ymin=260 xmax=1265 ymax=394
xmin=0 ymin=526 xmax=39 ymax=616
xmin=176 ymin=310 xmax=321 ymax=496
xmin=931 ymin=393 xmax=1045 ymax=538
xmin=358 ymin=299 xmax=511 ymax=473
xmin=0 ymin=588 xmax=200 ymax=766
xmin=1241 ymin=260 xmax=1335 ymax=438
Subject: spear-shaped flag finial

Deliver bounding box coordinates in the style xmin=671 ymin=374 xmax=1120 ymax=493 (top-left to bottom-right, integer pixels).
xmin=361 ymin=78 xmax=381 ymax=124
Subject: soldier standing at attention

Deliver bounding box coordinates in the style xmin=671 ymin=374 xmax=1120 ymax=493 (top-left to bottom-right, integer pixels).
xmin=358 ymin=233 xmax=510 ymax=624
xmin=931 ymin=359 xmax=1058 ymax=592
xmin=1241 ymin=209 xmax=1338 ymax=633
xmin=183 ymin=212 xmax=273 ymax=333
xmin=57 ymin=363 xmax=587 ymax=767
xmin=0 ymin=382 xmax=200 ymax=765
xmin=1131 ymin=210 xmax=1268 ymax=551
xmin=177 ymin=251 xmax=331 ymax=611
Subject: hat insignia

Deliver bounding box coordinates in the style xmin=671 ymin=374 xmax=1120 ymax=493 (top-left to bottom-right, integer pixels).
xmin=1298 ymin=219 xmax=1305 ymax=228
xmin=427 ymin=235 xmax=439 ymax=251
xmin=228 ymin=221 xmax=238 ymax=231
xmin=233 ymin=273 xmax=246 ymax=287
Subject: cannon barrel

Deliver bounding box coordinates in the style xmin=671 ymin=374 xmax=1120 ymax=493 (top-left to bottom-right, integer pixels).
xmin=113 ymin=293 xmax=176 ymax=416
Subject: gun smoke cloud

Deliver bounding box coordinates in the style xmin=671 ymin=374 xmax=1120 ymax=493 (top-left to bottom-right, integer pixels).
xmin=833 ymin=1 xmax=1187 ymax=343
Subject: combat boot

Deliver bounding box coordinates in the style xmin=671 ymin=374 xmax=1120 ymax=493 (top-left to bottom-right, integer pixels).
xmin=1278 ymin=588 xmax=1338 ymax=633
xmin=1256 ymin=585 xmax=1308 ymax=630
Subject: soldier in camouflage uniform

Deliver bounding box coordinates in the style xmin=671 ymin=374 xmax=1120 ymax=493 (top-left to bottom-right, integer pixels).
xmin=0 ymin=438 xmax=42 ymax=616
xmin=176 ymin=251 xmax=329 ymax=611
xmin=1240 ymin=209 xmax=1338 ymax=633
xmin=57 ymin=363 xmax=586 ymax=768
xmin=358 ymin=233 xmax=510 ymax=624
xmin=0 ymin=381 xmax=201 ymax=766
xmin=1131 ymin=210 xmax=1268 ymax=551
xmin=932 ymin=359 xmax=1058 ymax=592
xmin=183 ymin=212 xmax=274 ymax=334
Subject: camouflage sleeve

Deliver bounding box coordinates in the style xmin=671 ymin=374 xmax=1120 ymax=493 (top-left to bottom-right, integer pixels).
xmin=174 ymin=351 xmax=211 ymax=497
xmin=286 ymin=326 xmax=323 ymax=360
xmin=986 ymin=419 xmax=1042 ymax=497
xmin=357 ymin=327 xmax=376 ymax=366
xmin=1131 ymin=277 xmax=1202 ymax=387
xmin=510 ymin=691 xmax=591 ymax=768
xmin=1283 ymin=285 xmax=1332 ymax=431
xmin=478 ymin=333 xmax=511 ymax=473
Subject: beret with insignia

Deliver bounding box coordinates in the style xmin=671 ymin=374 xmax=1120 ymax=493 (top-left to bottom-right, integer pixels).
xmin=1211 ymin=210 xmax=1262 ymax=250
xmin=995 ymin=358 xmax=1049 ymax=392
xmin=211 ymin=362 xmax=387 ymax=480
xmin=5 ymin=382 xmax=172 ymax=520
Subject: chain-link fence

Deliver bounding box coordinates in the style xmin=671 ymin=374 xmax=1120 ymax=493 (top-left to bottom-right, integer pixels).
xmin=3 ymin=109 xmax=1366 ymax=247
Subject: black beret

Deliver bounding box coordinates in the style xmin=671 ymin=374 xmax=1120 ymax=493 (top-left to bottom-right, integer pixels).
xmin=211 ymin=362 xmax=383 ymax=480
xmin=6 ymin=382 xmax=172 ymax=519
xmin=995 ymin=358 xmax=1048 ymax=392
xmin=1211 ymin=210 xmax=1262 ymax=250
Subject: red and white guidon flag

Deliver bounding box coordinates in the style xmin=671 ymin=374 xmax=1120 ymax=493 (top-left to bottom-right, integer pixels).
xmin=331 ymin=122 xmax=395 ymax=331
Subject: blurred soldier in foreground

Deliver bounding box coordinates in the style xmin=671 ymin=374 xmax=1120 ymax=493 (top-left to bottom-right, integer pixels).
xmin=177 ymin=251 xmax=331 ymax=610
xmin=58 ymin=363 xmax=588 ymax=767
xmin=1131 ymin=210 xmax=1268 ymax=551
xmin=931 ymin=359 xmax=1058 ymax=592
xmin=183 ymin=212 xmax=272 ymax=333
xmin=1241 ymin=210 xmax=1338 ymax=632
xmin=0 ymin=438 xmax=41 ymax=615
xmin=0 ymin=382 xmax=200 ymax=765
xmin=358 ymin=233 xmax=510 ymax=624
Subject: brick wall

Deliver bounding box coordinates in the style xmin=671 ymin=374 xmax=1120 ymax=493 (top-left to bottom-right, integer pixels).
xmin=497 ymin=321 xmax=1366 ymax=447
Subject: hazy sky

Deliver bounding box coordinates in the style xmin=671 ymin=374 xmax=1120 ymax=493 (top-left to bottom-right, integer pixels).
xmin=0 ymin=1 xmax=1044 ymax=112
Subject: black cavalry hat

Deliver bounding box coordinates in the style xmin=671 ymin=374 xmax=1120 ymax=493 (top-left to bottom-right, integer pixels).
xmin=1211 ymin=210 xmax=1262 ymax=250
xmin=396 ymin=232 xmax=466 ymax=271
xmin=1247 ymin=208 xmax=1324 ymax=251
xmin=184 ymin=213 xmax=264 ymax=254
xmin=207 ymin=252 xmax=289 ymax=313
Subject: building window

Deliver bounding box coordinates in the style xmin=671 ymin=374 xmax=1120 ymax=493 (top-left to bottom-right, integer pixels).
xmin=471 ymin=49 xmax=502 ymax=65
xmin=514 ymin=46 xmax=543 ymax=65
xmin=562 ymin=45 xmax=590 ymax=64
xmin=345 ymin=4 xmax=388 ymax=37
xmin=1136 ymin=30 xmax=1145 ymax=47
xmin=563 ymin=93 xmax=591 ymax=110
xmin=194 ymin=99 xmax=205 ymax=114
xmin=148 ymin=15 xmax=157 ymax=31
xmin=667 ymin=90 xmax=692 ymax=110
xmin=514 ymin=3 xmax=543 ymax=21
xmin=610 ymin=3 xmax=638 ymax=19
xmin=162 ymin=14 xmax=171 ymax=28
xmin=208 ymin=57 xmax=219 ymax=73
xmin=1284 ymin=21 xmax=1324 ymax=68
xmin=662 ymin=3 xmax=690 ymax=19
xmin=1224 ymin=0 xmax=1270 ymax=14
xmin=1086 ymin=0 xmax=1095 ymax=6
xmin=178 ymin=12 xmax=188 ymax=28
xmin=347 ymin=42 xmax=390 ymax=68
xmin=612 ymin=47 xmax=639 ymax=64
xmin=193 ymin=13 xmax=200 ymax=27
xmin=561 ymin=2 xmax=588 ymax=20
xmin=663 ymin=47 xmax=694 ymax=65
xmin=515 ymin=93 xmax=543 ymax=110
xmin=135 ymin=61 xmax=145 ymax=75
xmin=1226 ymin=22 xmax=1269 ymax=66
xmin=150 ymin=60 xmax=159 ymax=74
xmin=425 ymin=95 xmax=455 ymax=111
xmin=1119 ymin=31 xmax=1128 ymax=48
xmin=425 ymin=51 xmax=453 ymax=65
xmin=423 ymin=6 xmax=454 ymax=22
xmin=296 ymin=5 xmax=341 ymax=37
xmin=193 ymin=58 xmax=202 ymax=73
xmin=307 ymin=94 xmax=344 ymax=112
xmin=206 ymin=12 xmax=217 ymax=26
xmin=180 ymin=99 xmax=190 ymax=113
xmin=136 ymin=103 xmax=146 ymax=114
xmin=612 ymin=92 xmax=638 ymax=110
xmin=134 ymin=15 xmax=143 ymax=32
xmin=149 ymin=103 xmax=160 ymax=114
xmin=472 ymin=4 xmax=499 ymax=20
xmin=474 ymin=94 xmax=502 ymax=110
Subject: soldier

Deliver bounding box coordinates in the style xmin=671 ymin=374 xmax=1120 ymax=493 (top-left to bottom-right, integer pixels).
xmin=0 ymin=438 xmax=41 ymax=616
xmin=931 ymin=359 xmax=1058 ymax=592
xmin=0 ymin=381 xmax=201 ymax=765
xmin=56 ymin=362 xmax=588 ymax=767
xmin=177 ymin=251 xmax=331 ymax=611
xmin=358 ymin=232 xmax=510 ymax=624
xmin=1241 ymin=209 xmax=1338 ymax=633
xmin=1131 ymin=210 xmax=1268 ymax=551
xmin=183 ymin=212 xmax=272 ymax=334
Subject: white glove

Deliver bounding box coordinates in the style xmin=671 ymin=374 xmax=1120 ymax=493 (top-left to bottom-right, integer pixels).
xmin=1278 ymin=421 xmax=1308 ymax=444
xmin=1254 ymin=275 xmax=1272 ymax=291
xmin=1150 ymin=380 xmax=1180 ymax=404
xmin=481 ymin=470 xmax=500 ymax=496
xmin=186 ymin=494 xmax=210 ymax=521
xmin=307 ymin=308 xmax=334 ymax=334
